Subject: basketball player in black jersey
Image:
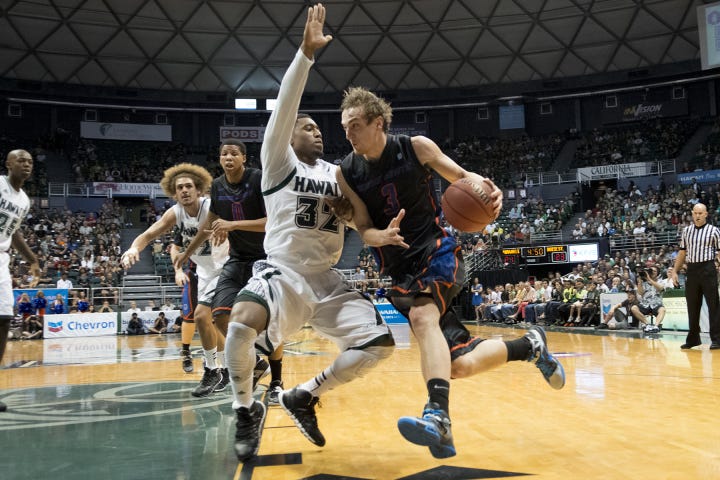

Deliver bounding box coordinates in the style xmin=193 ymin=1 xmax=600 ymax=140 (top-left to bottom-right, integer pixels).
xmin=337 ymin=88 xmax=565 ymax=458
xmin=175 ymin=139 xmax=282 ymax=397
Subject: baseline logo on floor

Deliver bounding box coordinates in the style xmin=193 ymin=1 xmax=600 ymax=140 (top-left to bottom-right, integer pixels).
xmin=0 ymin=382 xmax=228 ymax=431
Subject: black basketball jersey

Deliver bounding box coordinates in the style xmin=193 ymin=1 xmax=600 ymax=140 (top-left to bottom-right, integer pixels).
xmin=340 ymin=134 xmax=447 ymax=278
xmin=209 ymin=168 xmax=266 ymax=261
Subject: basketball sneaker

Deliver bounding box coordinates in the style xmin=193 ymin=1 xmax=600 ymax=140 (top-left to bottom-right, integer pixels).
xmin=214 ymin=368 xmax=230 ymax=392
xmin=181 ymin=349 xmax=193 ymax=373
xmin=192 ymin=367 xmax=222 ymax=397
xmin=278 ymin=387 xmax=325 ymax=446
xmin=525 ymin=325 xmax=566 ymax=390
xmin=267 ymin=380 xmax=283 ymax=405
xmin=233 ymin=400 xmax=267 ymax=462
xmin=397 ymin=402 xmax=455 ymax=459
xmin=252 ymin=356 xmax=271 ymax=391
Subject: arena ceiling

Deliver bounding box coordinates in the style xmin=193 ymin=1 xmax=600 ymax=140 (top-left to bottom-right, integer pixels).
xmin=0 ymin=0 xmax=706 ymax=96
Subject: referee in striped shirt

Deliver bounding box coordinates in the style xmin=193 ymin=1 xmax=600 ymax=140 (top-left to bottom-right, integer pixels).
xmin=671 ymin=203 xmax=720 ymax=350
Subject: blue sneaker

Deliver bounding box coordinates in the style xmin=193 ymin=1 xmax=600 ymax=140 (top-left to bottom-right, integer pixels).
xmin=397 ymin=403 xmax=456 ymax=459
xmin=526 ymin=325 xmax=566 ymax=390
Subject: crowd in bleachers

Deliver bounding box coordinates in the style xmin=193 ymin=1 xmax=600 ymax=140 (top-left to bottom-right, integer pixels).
xmin=450 ymin=192 xmax=579 ymax=251
xmin=7 ymin=115 xmax=720 ymax=336
xmin=72 ymin=139 xmax=190 ymax=183
xmin=9 ymin=199 xmax=126 ymax=294
xmin=451 ymin=134 xmax=565 ymax=188
xmin=573 ymin=118 xmax=698 ymax=168
xmin=689 ymin=117 xmax=720 ymax=172
xmin=474 ymin=243 xmax=680 ymax=330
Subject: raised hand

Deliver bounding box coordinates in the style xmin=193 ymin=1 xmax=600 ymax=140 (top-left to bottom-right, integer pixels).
xmin=301 ymin=3 xmax=333 ymax=59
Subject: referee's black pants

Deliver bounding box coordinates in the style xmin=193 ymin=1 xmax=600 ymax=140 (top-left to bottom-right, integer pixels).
xmin=685 ymin=261 xmax=720 ymax=345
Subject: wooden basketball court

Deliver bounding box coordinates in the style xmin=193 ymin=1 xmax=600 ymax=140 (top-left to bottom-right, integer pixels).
xmin=2 ymin=323 xmax=719 ymax=480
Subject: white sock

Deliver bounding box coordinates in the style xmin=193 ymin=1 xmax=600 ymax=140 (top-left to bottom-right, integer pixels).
xmin=298 ymin=368 xmax=342 ymax=398
xmin=216 ymin=349 xmax=225 ymax=369
xmin=297 ymin=348 xmax=387 ymax=397
xmin=204 ymin=347 xmax=218 ymax=370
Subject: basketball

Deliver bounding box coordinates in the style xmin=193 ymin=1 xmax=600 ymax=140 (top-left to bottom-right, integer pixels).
xmin=441 ymin=179 xmax=497 ymax=232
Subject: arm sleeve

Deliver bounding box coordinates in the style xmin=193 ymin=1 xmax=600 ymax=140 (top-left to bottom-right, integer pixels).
xmin=260 ymin=49 xmax=314 ymax=189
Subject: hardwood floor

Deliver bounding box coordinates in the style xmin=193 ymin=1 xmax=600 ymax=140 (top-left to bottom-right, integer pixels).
xmin=2 ymin=323 xmax=719 ymax=480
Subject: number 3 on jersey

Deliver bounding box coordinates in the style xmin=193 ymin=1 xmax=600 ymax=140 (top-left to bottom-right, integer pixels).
xmin=295 ymin=196 xmax=339 ymax=233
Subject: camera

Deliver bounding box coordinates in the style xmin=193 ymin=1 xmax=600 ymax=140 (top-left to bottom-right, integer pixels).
xmin=636 ymin=268 xmax=648 ymax=280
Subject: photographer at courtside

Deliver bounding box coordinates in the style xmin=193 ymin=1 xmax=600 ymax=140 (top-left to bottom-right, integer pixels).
xmin=631 ymin=266 xmax=665 ymax=333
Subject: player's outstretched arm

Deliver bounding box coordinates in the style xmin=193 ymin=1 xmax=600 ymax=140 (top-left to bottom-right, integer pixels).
xmin=300 ymin=3 xmax=333 ymax=60
xmin=412 ymin=135 xmax=503 ymax=219
xmin=121 ymin=209 xmax=177 ymax=269
xmin=336 ymin=168 xmax=408 ymax=248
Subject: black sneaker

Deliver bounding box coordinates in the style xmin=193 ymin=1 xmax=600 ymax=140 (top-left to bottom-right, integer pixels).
xmin=267 ymin=380 xmax=283 ymax=406
xmin=234 ymin=400 xmax=267 ymax=462
xmin=192 ymin=367 xmax=222 ymax=397
xmin=397 ymin=402 xmax=455 ymax=458
xmin=181 ymin=350 xmax=193 ymax=373
xmin=214 ymin=368 xmax=230 ymax=392
xmin=252 ymin=356 xmax=270 ymax=391
xmin=278 ymin=387 xmax=325 ymax=446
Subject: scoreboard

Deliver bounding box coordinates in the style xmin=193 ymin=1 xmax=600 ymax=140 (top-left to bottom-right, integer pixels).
xmin=501 ymin=242 xmax=599 ymax=266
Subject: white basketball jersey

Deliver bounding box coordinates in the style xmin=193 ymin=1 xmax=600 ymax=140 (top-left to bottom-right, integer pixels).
xmin=173 ymin=197 xmax=228 ymax=276
xmin=260 ymin=50 xmax=344 ymax=274
xmin=262 ymin=158 xmax=343 ymax=273
xmin=0 ymin=175 xmax=30 ymax=252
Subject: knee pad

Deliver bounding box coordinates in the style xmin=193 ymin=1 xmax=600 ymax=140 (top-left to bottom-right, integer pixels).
xmin=227 ymin=321 xmax=257 ymax=343
xmin=332 ymin=345 xmax=392 ymax=384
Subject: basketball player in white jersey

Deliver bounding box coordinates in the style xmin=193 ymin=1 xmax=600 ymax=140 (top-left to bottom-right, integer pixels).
xmin=121 ymin=163 xmax=236 ymax=397
xmin=0 ymin=149 xmax=40 ymax=412
xmin=226 ymin=4 xmax=394 ymax=462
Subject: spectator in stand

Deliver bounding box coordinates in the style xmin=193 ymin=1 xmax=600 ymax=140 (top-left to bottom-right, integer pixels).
xmin=160 ymin=299 xmax=176 ymax=311
xmin=632 ymin=266 xmax=666 ymax=333
xmin=16 ymin=293 xmax=33 ymax=319
xmin=21 ymin=314 xmax=43 ymax=339
xmin=50 ymin=294 xmax=65 ymax=314
xmin=56 ymin=271 xmax=72 ymax=290
xmin=374 ymin=285 xmax=387 ymax=303
xmin=470 ymin=278 xmax=483 ymax=321
xmin=98 ymin=300 xmax=113 ymax=313
xmin=555 ymin=278 xmax=578 ymax=326
xmin=77 ymin=291 xmax=89 ymax=313
xmin=32 ymin=290 xmax=46 ymax=321
xmin=578 ymin=281 xmax=600 ymax=326
xmin=126 ymin=301 xmax=142 ymax=315
xmin=478 ymin=285 xmax=500 ymax=321
xmin=596 ymin=290 xmax=639 ymax=330
xmin=148 ymin=311 xmax=168 ymax=334
xmin=126 ymin=312 xmax=145 ymax=335
xmin=565 ymin=278 xmax=588 ymax=326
